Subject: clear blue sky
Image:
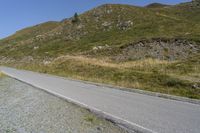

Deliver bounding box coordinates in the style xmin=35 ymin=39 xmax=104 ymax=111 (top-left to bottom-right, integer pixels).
xmin=0 ymin=0 xmax=190 ymax=39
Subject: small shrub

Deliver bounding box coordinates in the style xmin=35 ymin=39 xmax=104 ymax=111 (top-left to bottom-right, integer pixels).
xmin=72 ymin=12 xmax=80 ymax=23
xmin=165 ymin=78 xmax=185 ymax=87
xmin=84 ymin=115 xmax=95 ymax=123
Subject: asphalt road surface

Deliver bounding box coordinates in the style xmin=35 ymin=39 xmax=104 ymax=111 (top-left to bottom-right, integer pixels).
xmin=1 ymin=67 xmax=200 ymax=133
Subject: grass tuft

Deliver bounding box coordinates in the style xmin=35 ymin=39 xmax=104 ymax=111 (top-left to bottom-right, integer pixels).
xmin=0 ymin=72 xmax=6 ymax=78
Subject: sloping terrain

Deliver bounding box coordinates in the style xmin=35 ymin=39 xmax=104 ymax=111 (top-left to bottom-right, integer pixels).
xmin=145 ymin=3 xmax=170 ymax=8
xmin=0 ymin=0 xmax=200 ymax=98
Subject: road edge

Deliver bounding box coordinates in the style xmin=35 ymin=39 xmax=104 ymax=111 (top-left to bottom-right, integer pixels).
xmin=2 ymin=66 xmax=200 ymax=105
xmin=1 ymin=69 xmax=156 ymax=133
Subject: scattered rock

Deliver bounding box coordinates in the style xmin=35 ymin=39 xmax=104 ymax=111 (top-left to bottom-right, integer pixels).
xmin=192 ymin=84 xmax=200 ymax=89
xmin=106 ymin=9 xmax=113 ymax=14
xmin=93 ymin=45 xmax=110 ymax=50
xmin=0 ymin=56 xmax=15 ymax=64
xmin=43 ymin=60 xmax=51 ymax=65
xmin=77 ymin=24 xmax=84 ymax=29
xmin=21 ymin=56 xmax=34 ymax=62
xmin=102 ymin=21 xmax=112 ymax=31
xmin=97 ymin=126 xmax=103 ymax=131
xmin=34 ymin=46 xmax=39 ymax=50
xmin=117 ymin=20 xmax=133 ymax=30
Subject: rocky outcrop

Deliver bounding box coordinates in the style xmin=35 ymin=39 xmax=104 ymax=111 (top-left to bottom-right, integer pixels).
xmin=117 ymin=38 xmax=200 ymax=61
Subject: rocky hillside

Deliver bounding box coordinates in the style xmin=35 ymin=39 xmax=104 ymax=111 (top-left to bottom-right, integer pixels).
xmin=0 ymin=0 xmax=200 ymax=61
xmin=117 ymin=38 xmax=200 ymax=61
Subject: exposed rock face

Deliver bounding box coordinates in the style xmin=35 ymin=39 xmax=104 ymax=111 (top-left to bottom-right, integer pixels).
xmin=117 ymin=39 xmax=200 ymax=61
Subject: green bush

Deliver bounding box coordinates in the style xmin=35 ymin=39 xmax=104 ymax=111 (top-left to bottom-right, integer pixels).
xmin=72 ymin=12 xmax=80 ymax=23
xmin=165 ymin=78 xmax=185 ymax=87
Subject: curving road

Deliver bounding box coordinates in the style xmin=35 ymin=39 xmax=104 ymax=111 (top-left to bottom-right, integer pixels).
xmin=1 ymin=67 xmax=200 ymax=133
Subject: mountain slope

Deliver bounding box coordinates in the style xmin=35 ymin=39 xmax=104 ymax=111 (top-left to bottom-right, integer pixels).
xmin=0 ymin=1 xmax=200 ymax=99
xmin=0 ymin=1 xmax=200 ymax=58
xmin=146 ymin=3 xmax=170 ymax=8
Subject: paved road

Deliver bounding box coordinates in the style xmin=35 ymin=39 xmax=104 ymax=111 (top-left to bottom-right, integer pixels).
xmin=1 ymin=67 xmax=200 ymax=133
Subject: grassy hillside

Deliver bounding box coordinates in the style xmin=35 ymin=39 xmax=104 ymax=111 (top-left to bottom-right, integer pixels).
xmin=0 ymin=0 xmax=200 ymax=99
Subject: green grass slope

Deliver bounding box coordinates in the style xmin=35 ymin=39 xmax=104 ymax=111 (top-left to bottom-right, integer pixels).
xmin=0 ymin=1 xmax=200 ymax=58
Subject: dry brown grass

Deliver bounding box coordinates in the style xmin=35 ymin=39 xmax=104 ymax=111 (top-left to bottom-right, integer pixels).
xmin=171 ymin=74 xmax=200 ymax=83
xmin=3 ymin=54 xmax=199 ymax=99
xmin=52 ymin=55 xmax=172 ymax=70
xmin=156 ymin=12 xmax=181 ymax=21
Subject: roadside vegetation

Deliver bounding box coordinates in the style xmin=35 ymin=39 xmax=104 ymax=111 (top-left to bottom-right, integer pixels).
xmin=0 ymin=72 xmax=6 ymax=78
xmin=4 ymin=53 xmax=200 ymax=99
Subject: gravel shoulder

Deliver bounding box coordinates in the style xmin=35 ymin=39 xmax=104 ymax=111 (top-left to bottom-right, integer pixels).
xmin=0 ymin=77 xmax=127 ymax=133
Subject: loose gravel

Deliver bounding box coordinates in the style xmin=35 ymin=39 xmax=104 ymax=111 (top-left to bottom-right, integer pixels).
xmin=0 ymin=77 xmax=127 ymax=133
